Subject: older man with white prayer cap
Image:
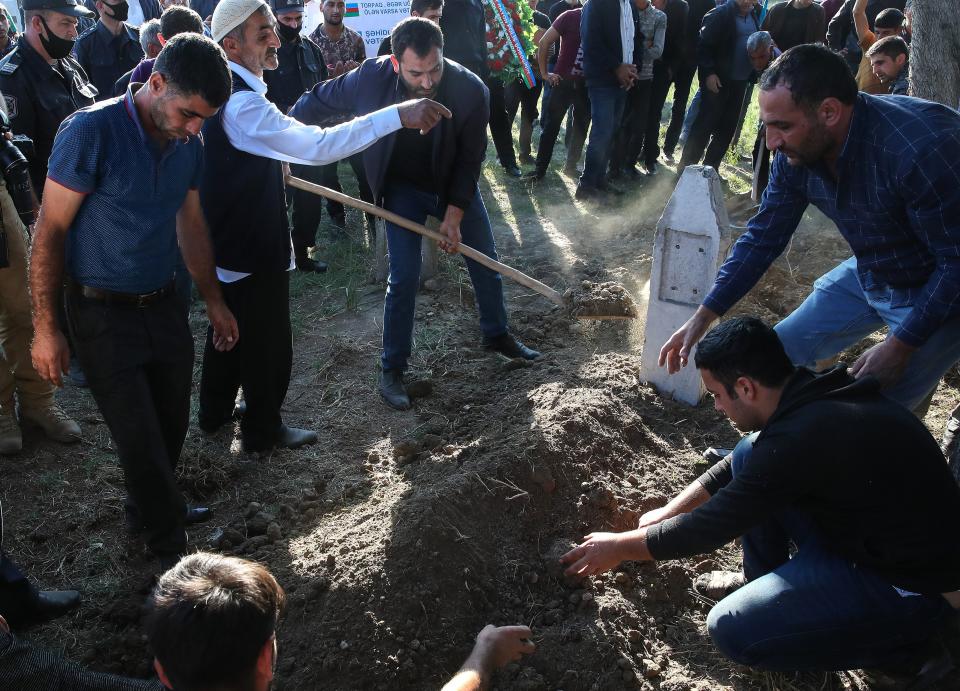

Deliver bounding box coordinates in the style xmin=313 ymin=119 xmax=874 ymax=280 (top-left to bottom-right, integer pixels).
xmin=197 ymin=0 xmax=452 ymax=452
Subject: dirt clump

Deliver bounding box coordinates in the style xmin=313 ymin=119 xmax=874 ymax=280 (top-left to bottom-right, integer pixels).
xmin=565 ymin=280 xmax=639 ymax=319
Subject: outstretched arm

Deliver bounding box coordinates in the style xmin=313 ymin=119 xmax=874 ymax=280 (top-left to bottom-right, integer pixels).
xmin=442 ymin=626 xmax=536 ymax=691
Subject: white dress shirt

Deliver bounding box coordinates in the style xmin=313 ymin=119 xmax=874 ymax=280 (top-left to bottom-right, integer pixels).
xmin=619 ymin=0 xmax=635 ymax=65
xmin=127 ymin=0 xmax=146 ymax=27
xmin=216 ymin=61 xmax=403 ymax=282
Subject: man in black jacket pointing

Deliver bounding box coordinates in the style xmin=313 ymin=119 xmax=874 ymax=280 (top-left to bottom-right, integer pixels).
xmin=291 ymin=17 xmax=539 ymax=411
xmin=562 ymin=316 xmax=960 ymax=674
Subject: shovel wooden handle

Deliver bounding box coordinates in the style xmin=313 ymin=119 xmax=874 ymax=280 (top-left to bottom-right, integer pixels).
xmin=285 ymin=175 xmax=566 ymax=307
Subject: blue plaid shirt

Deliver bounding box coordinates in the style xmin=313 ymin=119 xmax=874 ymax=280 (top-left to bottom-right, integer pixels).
xmin=704 ymin=93 xmax=960 ymax=347
xmin=47 ymin=85 xmax=203 ymax=293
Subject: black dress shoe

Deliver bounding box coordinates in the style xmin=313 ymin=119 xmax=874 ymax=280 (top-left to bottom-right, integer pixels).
xmin=185 ymin=506 xmax=214 ymax=525
xmin=503 ymin=164 xmax=523 ymax=177
xmin=522 ymin=169 xmax=546 ymax=181
xmin=296 ymin=258 xmax=328 ymax=273
xmin=378 ymin=369 xmax=411 ymax=410
xmin=483 ymin=333 xmax=540 ymax=360
xmin=642 ymin=161 xmax=658 ymax=175
xmin=126 ymin=505 xmax=212 ymax=535
xmin=276 ymin=425 xmax=319 ymax=449
xmin=32 ymin=590 xmax=81 ymax=624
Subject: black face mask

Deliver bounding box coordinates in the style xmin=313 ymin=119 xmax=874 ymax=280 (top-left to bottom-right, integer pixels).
xmin=38 ymin=16 xmax=76 ymax=59
xmin=276 ymin=21 xmax=301 ymax=42
xmin=103 ymin=0 xmax=130 ymax=22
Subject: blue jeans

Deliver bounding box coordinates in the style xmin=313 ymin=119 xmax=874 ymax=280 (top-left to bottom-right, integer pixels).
xmin=381 ymin=184 xmax=508 ymax=372
xmin=708 ymin=434 xmax=953 ymax=671
xmin=774 ymin=257 xmax=960 ymax=412
xmin=580 ymin=85 xmax=625 ymax=189
xmin=680 ymin=88 xmax=700 ymax=145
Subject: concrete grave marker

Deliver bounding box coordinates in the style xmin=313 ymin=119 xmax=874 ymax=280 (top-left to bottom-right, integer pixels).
xmin=640 ymin=166 xmax=732 ymax=405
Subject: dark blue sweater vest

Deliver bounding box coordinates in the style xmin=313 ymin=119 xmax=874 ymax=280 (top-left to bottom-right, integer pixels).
xmin=200 ymin=74 xmax=291 ymax=274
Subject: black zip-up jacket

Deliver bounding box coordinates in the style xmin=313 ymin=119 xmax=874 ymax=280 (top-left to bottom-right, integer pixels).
xmin=696 ymin=0 xmax=760 ymax=84
xmin=647 ymin=367 xmax=960 ymax=595
xmin=439 ymin=0 xmax=488 ymax=78
xmin=290 ymin=56 xmax=489 ymax=210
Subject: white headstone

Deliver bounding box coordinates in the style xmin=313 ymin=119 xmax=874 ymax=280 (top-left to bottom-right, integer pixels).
xmin=640 ymin=166 xmax=732 ymax=405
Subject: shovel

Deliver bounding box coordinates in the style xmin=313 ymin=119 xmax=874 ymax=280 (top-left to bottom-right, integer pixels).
xmin=285 ymin=175 xmax=634 ymax=320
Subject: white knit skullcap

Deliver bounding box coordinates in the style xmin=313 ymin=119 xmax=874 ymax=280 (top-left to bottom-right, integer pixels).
xmin=211 ymin=0 xmax=269 ymax=43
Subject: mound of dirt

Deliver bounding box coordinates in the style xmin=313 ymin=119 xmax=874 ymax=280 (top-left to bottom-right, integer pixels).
xmin=566 ymin=281 xmax=639 ymax=319
xmin=265 ymin=351 xmax=733 ymax=690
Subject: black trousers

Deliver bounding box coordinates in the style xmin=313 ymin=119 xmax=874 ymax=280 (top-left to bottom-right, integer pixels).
xmin=485 ymin=77 xmax=518 ymax=169
xmin=662 ymin=59 xmax=697 ymax=156
xmin=317 ymin=154 xmax=374 ymax=223
xmin=534 ymin=77 xmax=590 ymax=174
xmin=66 ymin=289 xmax=192 ymax=558
xmin=199 ymin=271 xmax=292 ymax=452
xmin=679 ymin=79 xmax=749 ymax=170
xmin=609 ymin=78 xmax=653 ymax=173
xmin=641 ymin=61 xmax=674 ymax=167
xmin=0 ymin=550 xmax=37 ymax=628
xmin=504 ymin=79 xmax=543 ymax=160
xmin=289 ymin=162 xmax=325 ymax=256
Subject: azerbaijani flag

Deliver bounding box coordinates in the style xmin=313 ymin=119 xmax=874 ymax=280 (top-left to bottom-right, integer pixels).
xmin=345 ymin=3 xmax=359 ymax=16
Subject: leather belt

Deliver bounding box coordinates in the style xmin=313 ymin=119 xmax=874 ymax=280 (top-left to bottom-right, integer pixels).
xmin=68 ymin=278 xmax=176 ymax=307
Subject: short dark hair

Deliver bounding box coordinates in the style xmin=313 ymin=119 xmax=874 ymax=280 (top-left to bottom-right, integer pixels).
xmin=874 ymin=7 xmax=905 ymax=29
xmin=160 ymin=4 xmax=204 ymax=38
xmin=154 ymin=33 xmax=232 ymax=108
xmin=391 ymin=16 xmax=443 ymax=59
xmin=146 ymin=553 xmax=286 ymax=691
xmin=759 ymin=43 xmax=858 ymax=111
xmin=694 ymin=317 xmax=795 ymax=395
xmin=867 ymin=35 xmax=909 ymax=61
xmin=410 ymin=0 xmax=443 ymax=14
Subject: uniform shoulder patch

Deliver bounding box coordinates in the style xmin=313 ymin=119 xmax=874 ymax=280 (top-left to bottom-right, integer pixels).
xmin=0 ymin=52 xmax=20 ymax=75
xmin=3 ymin=94 xmax=16 ymax=118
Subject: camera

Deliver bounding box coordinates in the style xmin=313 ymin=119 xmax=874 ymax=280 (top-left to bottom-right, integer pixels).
xmin=0 ymin=110 xmax=36 ymax=227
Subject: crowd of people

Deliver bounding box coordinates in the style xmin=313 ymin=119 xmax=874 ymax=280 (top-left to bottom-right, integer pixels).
xmin=0 ymin=0 xmax=957 ymax=687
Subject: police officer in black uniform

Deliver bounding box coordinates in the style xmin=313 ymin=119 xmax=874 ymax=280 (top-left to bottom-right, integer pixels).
xmin=264 ymin=0 xmax=329 ymax=273
xmin=0 ymin=0 xmax=97 ymax=197
xmin=73 ymin=0 xmax=143 ymax=100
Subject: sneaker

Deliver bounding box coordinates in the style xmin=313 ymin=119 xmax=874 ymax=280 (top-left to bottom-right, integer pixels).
xmin=0 ymin=410 xmax=22 ymax=454
xmin=21 ymin=404 xmax=81 ymax=443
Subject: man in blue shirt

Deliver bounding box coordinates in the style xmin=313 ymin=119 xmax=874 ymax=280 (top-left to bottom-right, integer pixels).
xmin=660 ymin=44 xmax=960 ymax=416
xmin=29 ymin=33 xmax=238 ymax=570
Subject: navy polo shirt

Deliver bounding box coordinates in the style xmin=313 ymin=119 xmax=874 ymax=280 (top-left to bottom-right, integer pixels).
xmin=47 ymin=85 xmax=204 ymax=293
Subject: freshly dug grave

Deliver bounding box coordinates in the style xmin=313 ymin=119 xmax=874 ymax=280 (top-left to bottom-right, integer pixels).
xmin=565 ymin=281 xmax=639 ymax=319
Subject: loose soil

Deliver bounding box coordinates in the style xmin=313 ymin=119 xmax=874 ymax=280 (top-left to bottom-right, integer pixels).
xmin=565 ymin=281 xmax=639 ymax=319
xmin=3 ymin=162 xmax=958 ymax=691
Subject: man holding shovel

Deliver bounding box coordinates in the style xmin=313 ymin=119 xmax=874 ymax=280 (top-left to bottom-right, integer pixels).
xmin=291 ymin=17 xmax=540 ymax=412
xmin=197 ymin=0 xmax=451 ymax=449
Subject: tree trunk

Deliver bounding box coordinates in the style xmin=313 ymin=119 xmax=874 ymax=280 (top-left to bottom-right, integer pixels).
xmin=908 ymin=0 xmax=960 ymax=107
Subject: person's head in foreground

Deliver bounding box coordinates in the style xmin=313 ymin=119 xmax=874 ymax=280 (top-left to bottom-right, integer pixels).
xmin=147 ymin=552 xmax=286 ymax=691
xmin=141 ymin=32 xmax=232 ymax=141
xmin=758 ymin=43 xmax=858 ymax=167
xmin=390 ymin=16 xmax=444 ymax=100
xmin=694 ymin=316 xmax=795 ymax=432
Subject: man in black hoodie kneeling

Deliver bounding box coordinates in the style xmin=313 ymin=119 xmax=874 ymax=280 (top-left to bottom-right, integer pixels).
xmin=562 ymin=316 xmax=960 ymax=676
